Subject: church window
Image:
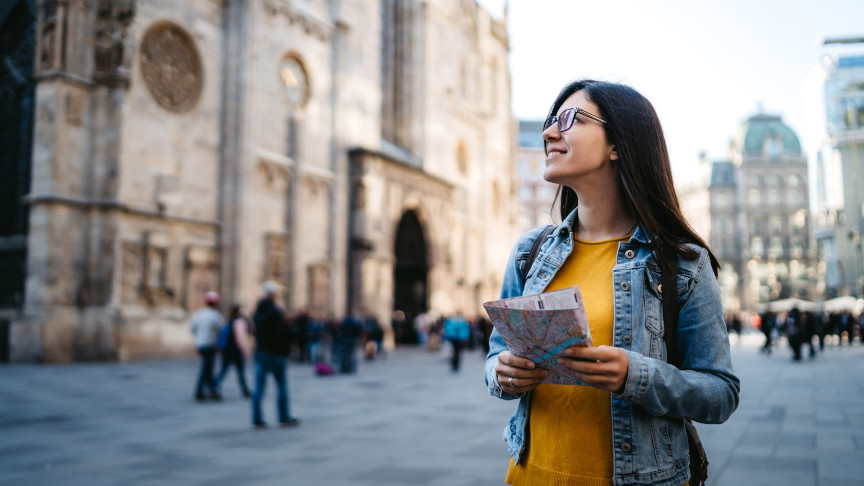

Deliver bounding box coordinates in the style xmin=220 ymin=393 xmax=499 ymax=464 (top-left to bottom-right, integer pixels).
xmin=381 ymin=0 xmax=413 ymax=149
xmin=280 ymin=56 xmax=310 ymax=107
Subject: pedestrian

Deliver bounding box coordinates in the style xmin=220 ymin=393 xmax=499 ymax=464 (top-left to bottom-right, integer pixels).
xmin=786 ymin=307 xmax=803 ymax=361
xmin=190 ymin=291 xmax=224 ymax=401
xmin=804 ymin=311 xmax=817 ymax=358
xmin=760 ymin=310 xmax=775 ymax=354
xmin=216 ymin=304 xmax=252 ymax=398
xmin=484 ymin=80 xmax=740 ymax=485
xmin=338 ymin=314 xmax=362 ymax=373
xmin=361 ymin=309 xmax=384 ymax=360
xmin=443 ymin=311 xmax=470 ymax=371
xmin=732 ymin=313 xmax=743 ymax=344
xmin=251 ymin=281 xmax=299 ymax=428
xmin=476 ymin=316 xmax=492 ymax=355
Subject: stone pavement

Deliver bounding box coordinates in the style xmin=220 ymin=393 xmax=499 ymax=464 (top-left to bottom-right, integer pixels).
xmin=1 ymin=335 xmax=863 ymax=486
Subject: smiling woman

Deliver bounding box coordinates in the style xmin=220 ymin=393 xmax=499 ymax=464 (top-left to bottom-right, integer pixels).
xmin=484 ymin=80 xmax=740 ymax=486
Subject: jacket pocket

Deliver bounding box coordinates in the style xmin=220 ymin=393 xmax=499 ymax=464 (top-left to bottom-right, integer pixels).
xmin=643 ymin=267 xmax=665 ymax=360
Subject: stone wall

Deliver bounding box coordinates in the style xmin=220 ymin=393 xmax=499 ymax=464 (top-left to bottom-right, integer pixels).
xmin=11 ymin=0 xmax=518 ymax=361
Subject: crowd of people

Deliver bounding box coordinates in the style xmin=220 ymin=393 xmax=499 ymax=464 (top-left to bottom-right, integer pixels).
xmin=725 ymin=308 xmax=862 ymax=360
xmin=189 ymin=281 xmax=498 ymax=428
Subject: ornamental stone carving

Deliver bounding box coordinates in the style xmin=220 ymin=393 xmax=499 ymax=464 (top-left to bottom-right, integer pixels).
xmin=139 ymin=22 xmax=203 ymax=113
xmin=93 ymin=0 xmax=136 ymax=87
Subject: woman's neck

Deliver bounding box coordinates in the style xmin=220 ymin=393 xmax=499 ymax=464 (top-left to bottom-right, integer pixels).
xmin=572 ymin=192 xmax=634 ymax=242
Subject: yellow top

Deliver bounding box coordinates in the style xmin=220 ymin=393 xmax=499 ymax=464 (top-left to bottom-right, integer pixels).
xmin=506 ymin=235 xmax=625 ymax=486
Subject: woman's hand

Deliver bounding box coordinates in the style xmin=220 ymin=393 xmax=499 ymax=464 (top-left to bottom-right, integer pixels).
xmin=558 ymin=345 xmax=629 ymax=393
xmin=495 ymin=350 xmax=547 ymax=394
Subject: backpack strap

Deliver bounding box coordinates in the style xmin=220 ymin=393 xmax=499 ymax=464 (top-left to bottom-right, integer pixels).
xmin=661 ymin=247 xmax=710 ymax=485
xmin=525 ymin=225 xmax=556 ymax=276
xmin=661 ymin=248 xmax=680 ymax=367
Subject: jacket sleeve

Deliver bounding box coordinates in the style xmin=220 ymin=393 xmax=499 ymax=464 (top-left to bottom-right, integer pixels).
xmin=615 ymin=250 xmax=741 ymax=424
xmin=484 ymin=230 xmax=538 ymax=400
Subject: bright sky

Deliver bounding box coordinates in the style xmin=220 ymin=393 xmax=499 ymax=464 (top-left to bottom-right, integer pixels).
xmin=478 ymin=0 xmax=864 ymax=180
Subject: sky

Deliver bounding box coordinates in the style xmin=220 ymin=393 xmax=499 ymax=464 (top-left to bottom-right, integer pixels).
xmin=477 ymin=0 xmax=864 ymax=180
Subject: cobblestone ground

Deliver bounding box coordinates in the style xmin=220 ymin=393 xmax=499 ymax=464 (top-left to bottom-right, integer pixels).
xmin=1 ymin=334 xmax=863 ymax=486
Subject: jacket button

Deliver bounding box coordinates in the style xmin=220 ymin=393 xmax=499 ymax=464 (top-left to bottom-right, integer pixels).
xmin=620 ymin=442 xmax=632 ymax=452
xmin=624 ymin=249 xmax=635 ymax=259
xmin=620 ymin=281 xmax=630 ymax=291
xmin=623 ymin=334 xmax=632 ymax=343
xmin=657 ymin=283 xmax=662 ymax=295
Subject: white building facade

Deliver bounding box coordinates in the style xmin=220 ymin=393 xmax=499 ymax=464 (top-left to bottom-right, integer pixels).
xmin=0 ymin=0 xmax=520 ymax=362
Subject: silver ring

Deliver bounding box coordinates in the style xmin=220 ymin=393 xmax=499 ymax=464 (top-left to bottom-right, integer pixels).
xmin=508 ymin=376 xmax=515 ymax=387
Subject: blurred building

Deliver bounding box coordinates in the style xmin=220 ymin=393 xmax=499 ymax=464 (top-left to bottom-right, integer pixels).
xmin=811 ymin=37 xmax=864 ymax=298
xmin=515 ymin=120 xmax=556 ymax=231
xmin=708 ymin=113 xmax=813 ymax=312
xmin=675 ymin=152 xmax=713 ymax=243
xmin=0 ymin=0 xmax=519 ymax=362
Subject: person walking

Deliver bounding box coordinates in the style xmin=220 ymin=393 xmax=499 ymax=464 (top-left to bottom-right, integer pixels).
xmin=484 ymin=80 xmax=740 ymax=485
xmin=216 ymin=304 xmax=252 ymax=398
xmin=251 ymin=281 xmax=299 ymax=428
xmin=443 ymin=312 xmax=470 ymax=372
xmin=338 ymin=314 xmax=362 ymax=373
xmin=190 ymin=291 xmax=224 ymax=401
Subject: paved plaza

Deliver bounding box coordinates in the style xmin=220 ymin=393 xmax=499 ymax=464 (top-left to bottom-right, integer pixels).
xmin=1 ymin=334 xmax=863 ymax=486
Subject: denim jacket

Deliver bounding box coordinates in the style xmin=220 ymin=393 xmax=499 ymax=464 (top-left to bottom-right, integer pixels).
xmin=484 ymin=209 xmax=740 ymax=486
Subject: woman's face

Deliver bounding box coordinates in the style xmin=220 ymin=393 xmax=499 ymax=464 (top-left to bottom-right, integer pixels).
xmin=542 ymin=90 xmax=617 ymax=189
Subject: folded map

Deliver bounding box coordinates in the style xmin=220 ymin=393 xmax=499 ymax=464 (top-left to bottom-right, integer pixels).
xmin=483 ymin=286 xmax=592 ymax=385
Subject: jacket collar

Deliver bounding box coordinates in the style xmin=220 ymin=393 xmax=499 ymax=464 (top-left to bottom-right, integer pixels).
xmin=561 ymin=206 xmax=653 ymax=245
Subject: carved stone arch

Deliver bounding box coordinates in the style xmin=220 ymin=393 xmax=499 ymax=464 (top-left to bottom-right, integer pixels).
xmin=392 ymin=205 xmax=431 ymax=343
xmin=398 ymin=196 xmax=436 ymax=264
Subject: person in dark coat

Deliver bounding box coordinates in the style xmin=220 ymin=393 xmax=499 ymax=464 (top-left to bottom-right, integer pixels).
xmin=251 ymin=281 xmax=299 ymax=428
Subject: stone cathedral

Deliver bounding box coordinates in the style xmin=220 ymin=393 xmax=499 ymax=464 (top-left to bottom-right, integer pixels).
xmin=0 ymin=0 xmax=519 ymax=362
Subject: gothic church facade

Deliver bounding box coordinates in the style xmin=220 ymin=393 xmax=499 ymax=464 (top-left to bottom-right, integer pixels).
xmin=0 ymin=0 xmax=519 ymax=362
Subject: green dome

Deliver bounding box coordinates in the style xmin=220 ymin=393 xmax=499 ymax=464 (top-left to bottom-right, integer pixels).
xmin=735 ymin=113 xmax=801 ymax=155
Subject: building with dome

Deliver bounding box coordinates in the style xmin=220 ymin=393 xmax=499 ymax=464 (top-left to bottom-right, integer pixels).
xmin=709 ymin=112 xmax=813 ymax=312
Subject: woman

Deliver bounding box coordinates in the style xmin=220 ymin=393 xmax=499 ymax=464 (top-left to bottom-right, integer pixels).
xmin=484 ymin=80 xmax=740 ymax=486
xmin=216 ymin=304 xmax=252 ymax=398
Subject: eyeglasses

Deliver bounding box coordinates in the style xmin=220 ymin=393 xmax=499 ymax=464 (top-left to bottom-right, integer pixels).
xmin=543 ymin=107 xmax=606 ymax=132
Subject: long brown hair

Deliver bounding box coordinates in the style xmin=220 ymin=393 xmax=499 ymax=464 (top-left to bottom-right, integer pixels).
xmin=546 ymin=80 xmax=719 ymax=276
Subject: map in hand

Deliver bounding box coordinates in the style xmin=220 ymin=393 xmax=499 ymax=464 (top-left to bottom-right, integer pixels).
xmin=483 ymin=286 xmax=592 ymax=385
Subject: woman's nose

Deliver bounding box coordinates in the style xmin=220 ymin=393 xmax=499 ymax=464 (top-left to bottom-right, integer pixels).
xmin=542 ymin=124 xmax=559 ymax=143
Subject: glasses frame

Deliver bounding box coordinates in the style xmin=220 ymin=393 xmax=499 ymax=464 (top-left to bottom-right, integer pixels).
xmin=543 ymin=107 xmax=607 ymax=132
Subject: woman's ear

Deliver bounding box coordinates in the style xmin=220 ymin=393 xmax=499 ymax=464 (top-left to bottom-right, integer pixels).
xmin=610 ymin=145 xmax=619 ymax=161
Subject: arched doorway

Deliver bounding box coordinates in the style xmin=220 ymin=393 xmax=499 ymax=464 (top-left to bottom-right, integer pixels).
xmin=393 ymin=210 xmax=427 ymax=344
xmin=0 ymin=0 xmax=36 ymax=313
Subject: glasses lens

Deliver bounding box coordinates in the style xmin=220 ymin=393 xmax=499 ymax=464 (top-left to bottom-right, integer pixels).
xmin=543 ymin=116 xmax=556 ymax=131
xmin=558 ymin=108 xmax=575 ymax=132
